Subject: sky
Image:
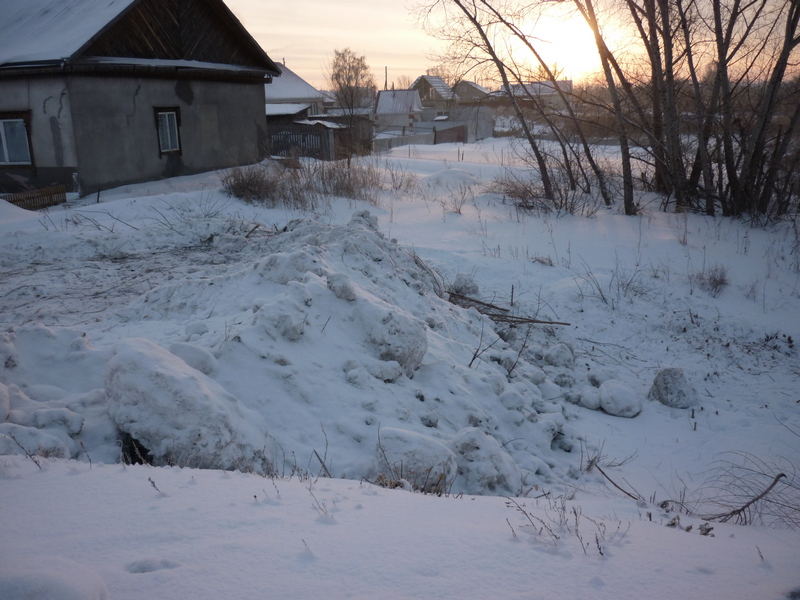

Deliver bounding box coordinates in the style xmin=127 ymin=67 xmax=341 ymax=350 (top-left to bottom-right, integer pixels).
xmin=226 ymin=0 xmax=436 ymax=90
xmin=225 ymin=0 xmax=606 ymax=91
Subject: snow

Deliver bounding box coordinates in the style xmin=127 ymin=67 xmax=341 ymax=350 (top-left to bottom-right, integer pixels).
xmin=266 ymin=62 xmax=325 ymax=102
xmin=1 ymin=137 xmax=799 ymax=599
xmin=375 ymin=89 xmax=423 ymax=114
xmin=0 ymin=0 xmax=136 ymax=66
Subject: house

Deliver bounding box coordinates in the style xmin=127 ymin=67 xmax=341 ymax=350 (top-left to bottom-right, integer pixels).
xmin=374 ymin=90 xmax=423 ymax=133
xmin=453 ymin=81 xmax=490 ymax=104
xmin=500 ymin=80 xmax=574 ymax=110
xmin=411 ymin=75 xmax=455 ymax=112
xmin=0 ymin=0 xmax=280 ymax=195
xmin=265 ymin=62 xmax=326 ymax=117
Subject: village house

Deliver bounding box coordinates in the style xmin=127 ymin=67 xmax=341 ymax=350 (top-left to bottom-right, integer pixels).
xmin=0 ymin=0 xmax=280 ymax=195
xmin=373 ymin=89 xmax=423 ymax=134
xmin=452 ymin=81 xmax=490 ymax=105
xmin=411 ymin=75 xmax=456 ymax=118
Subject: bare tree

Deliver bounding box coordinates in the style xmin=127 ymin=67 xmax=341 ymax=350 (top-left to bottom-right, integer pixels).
xmin=327 ymin=48 xmax=377 ymax=157
xmin=420 ymin=0 xmax=800 ymax=217
xmin=393 ymin=74 xmax=415 ymax=90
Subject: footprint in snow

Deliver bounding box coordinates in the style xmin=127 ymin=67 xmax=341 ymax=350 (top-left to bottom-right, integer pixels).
xmin=126 ymin=559 xmax=181 ymax=574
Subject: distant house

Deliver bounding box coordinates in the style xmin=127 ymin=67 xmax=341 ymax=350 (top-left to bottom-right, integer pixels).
xmin=374 ymin=90 xmax=423 ymax=133
xmin=453 ymin=81 xmax=490 ymax=104
xmin=411 ymin=75 xmax=455 ymax=110
xmin=265 ymin=63 xmax=326 ymax=117
xmin=503 ymin=80 xmax=573 ymax=110
xmin=0 ymin=0 xmax=280 ymax=195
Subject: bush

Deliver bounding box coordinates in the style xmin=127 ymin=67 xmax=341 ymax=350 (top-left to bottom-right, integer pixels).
xmin=492 ymin=167 xmax=602 ymax=217
xmin=221 ymin=159 xmax=383 ymax=210
xmin=690 ymin=264 xmax=729 ymax=297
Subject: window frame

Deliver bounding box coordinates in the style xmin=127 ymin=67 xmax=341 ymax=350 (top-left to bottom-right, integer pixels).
xmin=0 ymin=111 xmax=33 ymax=166
xmin=154 ymin=107 xmax=182 ymax=157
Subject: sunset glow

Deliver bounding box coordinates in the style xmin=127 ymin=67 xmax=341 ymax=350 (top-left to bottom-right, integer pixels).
xmin=224 ymin=0 xmax=616 ymax=90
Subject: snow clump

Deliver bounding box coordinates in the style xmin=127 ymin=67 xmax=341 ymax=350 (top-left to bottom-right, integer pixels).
xmin=648 ymin=367 xmax=698 ymax=408
xmin=599 ymin=380 xmax=642 ymax=418
xmin=375 ymin=427 xmax=458 ymax=491
xmin=105 ymin=338 xmax=270 ymax=473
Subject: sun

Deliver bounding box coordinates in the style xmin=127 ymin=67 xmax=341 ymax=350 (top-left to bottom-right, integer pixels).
xmin=525 ymin=13 xmax=603 ymax=82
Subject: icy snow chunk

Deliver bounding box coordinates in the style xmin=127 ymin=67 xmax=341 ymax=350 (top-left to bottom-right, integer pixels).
xmin=349 ymin=210 xmax=379 ymax=232
xmin=376 ymin=427 xmax=457 ymax=491
xmin=0 ymin=381 xmax=8 ymax=422
xmin=578 ymin=385 xmax=601 ymax=410
xmin=599 ymin=380 xmax=642 ymax=418
xmin=362 ymin=307 xmax=427 ymax=376
xmin=168 ymin=342 xmax=218 ymax=375
xmin=185 ymin=321 xmax=209 ymax=338
xmin=0 ymin=423 xmax=69 ymax=458
xmin=648 ymin=368 xmax=698 ymax=409
xmin=544 ymin=343 xmax=574 ymax=368
xmin=30 ymin=407 xmax=83 ymax=435
xmin=105 ymin=338 xmax=270 ymax=473
xmin=450 ymin=273 xmax=479 ymax=296
xmin=327 ymin=273 xmax=358 ymax=301
xmin=448 ymin=427 xmax=522 ymax=495
xmin=0 ymin=557 xmax=109 ymax=600
xmin=254 ymin=249 xmax=326 ymax=285
xmin=363 ymin=358 xmax=405 ymax=383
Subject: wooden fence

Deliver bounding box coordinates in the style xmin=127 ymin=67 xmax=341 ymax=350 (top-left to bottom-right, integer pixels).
xmin=1 ymin=185 xmax=67 ymax=211
xmin=269 ymin=123 xmax=335 ymax=161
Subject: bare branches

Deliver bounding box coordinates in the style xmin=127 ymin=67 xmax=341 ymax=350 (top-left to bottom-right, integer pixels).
xmin=697 ymin=452 xmax=799 ymax=528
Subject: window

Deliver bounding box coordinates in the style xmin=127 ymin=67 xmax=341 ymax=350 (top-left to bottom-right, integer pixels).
xmin=0 ymin=117 xmax=32 ymax=165
xmin=155 ymin=108 xmax=181 ymax=155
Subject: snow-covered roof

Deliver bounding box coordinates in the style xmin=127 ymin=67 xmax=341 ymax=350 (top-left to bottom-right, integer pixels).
xmin=82 ymin=56 xmax=269 ymax=73
xmin=412 ymin=75 xmax=455 ymax=101
xmin=265 ymin=103 xmax=310 ymax=117
xmin=293 ymin=119 xmax=345 ymax=129
xmin=375 ymin=90 xmax=423 ymax=115
xmin=0 ymin=0 xmax=137 ymax=67
xmin=506 ymin=80 xmax=573 ymax=97
xmin=454 ymin=81 xmax=490 ymax=100
xmin=0 ymin=0 xmax=279 ymax=77
xmin=325 ymin=107 xmax=374 ymax=117
xmin=265 ymin=63 xmax=325 ymax=103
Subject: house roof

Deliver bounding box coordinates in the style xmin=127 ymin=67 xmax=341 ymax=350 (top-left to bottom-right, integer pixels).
xmin=454 ymin=81 xmax=489 ymax=98
xmin=412 ymin=75 xmax=455 ymax=101
xmin=375 ymin=90 xmax=423 ymax=115
xmin=265 ymin=103 xmax=310 ymax=116
xmin=0 ymin=0 xmax=137 ymax=67
xmin=266 ymin=63 xmax=325 ymax=103
xmin=0 ymin=0 xmax=280 ymax=77
xmin=507 ymin=80 xmax=573 ymax=97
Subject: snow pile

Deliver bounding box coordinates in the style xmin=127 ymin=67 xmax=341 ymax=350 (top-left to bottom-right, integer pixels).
xmin=0 ymin=557 xmax=109 ymax=600
xmin=113 ymin=209 xmax=589 ymax=492
xmin=105 ymin=338 xmax=270 ymax=472
xmin=0 ymin=208 xmax=622 ymax=494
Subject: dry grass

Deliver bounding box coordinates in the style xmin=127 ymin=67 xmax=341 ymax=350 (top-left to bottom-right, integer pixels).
xmin=222 ymin=159 xmax=383 ymax=210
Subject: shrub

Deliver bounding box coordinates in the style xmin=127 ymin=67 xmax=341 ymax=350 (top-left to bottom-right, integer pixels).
xmin=492 ymin=167 xmax=602 ymax=217
xmin=690 ymin=264 xmax=729 ymax=297
xmin=221 ymin=159 xmax=383 ymax=210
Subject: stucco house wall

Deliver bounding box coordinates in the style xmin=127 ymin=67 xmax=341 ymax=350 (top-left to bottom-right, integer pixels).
xmin=66 ymin=77 xmax=268 ymax=192
xmin=0 ymin=77 xmax=79 ymax=189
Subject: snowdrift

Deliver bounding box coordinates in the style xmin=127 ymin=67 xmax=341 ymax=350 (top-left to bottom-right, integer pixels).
xmin=0 ymin=210 xmax=625 ymax=493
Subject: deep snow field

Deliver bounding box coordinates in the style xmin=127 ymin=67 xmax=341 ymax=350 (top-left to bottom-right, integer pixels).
xmin=1 ymin=138 xmax=799 ymax=599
